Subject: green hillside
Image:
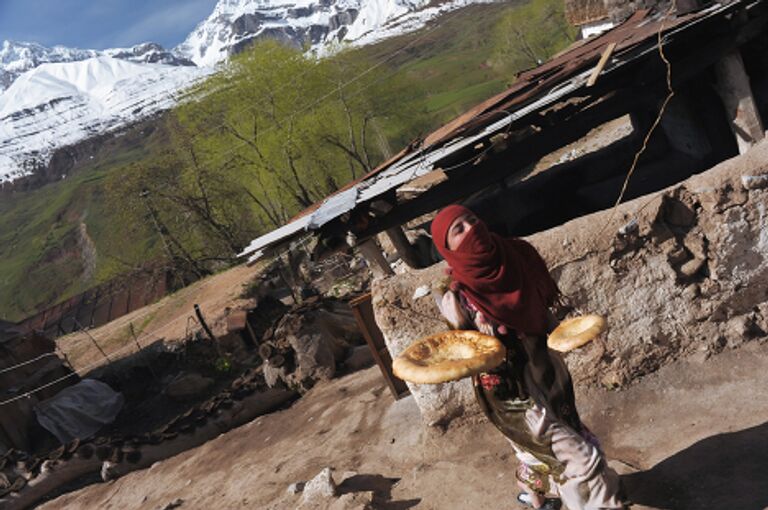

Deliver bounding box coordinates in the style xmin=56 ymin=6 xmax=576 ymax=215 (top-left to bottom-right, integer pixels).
xmin=0 ymin=0 xmax=574 ymax=322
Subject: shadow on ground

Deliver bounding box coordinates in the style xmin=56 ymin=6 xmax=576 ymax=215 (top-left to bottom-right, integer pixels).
xmin=338 ymin=474 xmax=420 ymax=510
xmin=622 ymin=421 xmax=768 ymax=510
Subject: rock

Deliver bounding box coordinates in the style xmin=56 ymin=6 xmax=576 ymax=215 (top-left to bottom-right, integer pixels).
xmin=683 ymin=233 xmax=707 ymax=260
xmin=263 ymin=363 xmax=288 ymax=388
xmin=679 ymin=257 xmax=706 ymax=278
xmin=618 ymin=218 xmax=639 ymax=235
xmin=164 ymin=372 xmax=214 ymax=400
xmin=269 ymin=301 xmax=362 ymax=388
xmin=301 ymin=467 xmax=337 ymax=504
xmin=412 ymin=285 xmax=430 ymax=300
xmin=373 ymin=264 xmax=480 ymax=426
xmin=601 ymin=370 xmax=624 ymax=390
xmin=100 ymin=460 xmax=118 ymax=482
xmin=287 ymin=481 xmax=306 ymax=495
xmin=289 ymin=333 xmax=337 ymax=382
xmin=159 ymin=499 xmax=184 ymax=510
xmin=741 ymin=174 xmax=768 ymax=190
xmin=681 ymin=284 xmax=700 ymax=301
xmin=724 ymin=314 xmax=762 ymax=347
xmin=755 ymin=302 xmax=768 ymax=334
xmin=344 ymin=345 xmax=374 ymax=371
xmin=664 ymin=198 xmax=696 ymax=227
xmin=666 ymin=245 xmax=688 ymax=266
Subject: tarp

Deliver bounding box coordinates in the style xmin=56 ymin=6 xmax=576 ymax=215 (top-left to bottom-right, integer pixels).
xmin=34 ymin=379 xmax=124 ymax=444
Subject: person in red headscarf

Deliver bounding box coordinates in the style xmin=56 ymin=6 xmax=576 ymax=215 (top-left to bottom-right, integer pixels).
xmin=431 ymin=205 xmax=624 ymax=510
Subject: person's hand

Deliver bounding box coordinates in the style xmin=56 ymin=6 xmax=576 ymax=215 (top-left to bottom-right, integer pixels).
xmin=475 ymin=311 xmax=495 ymax=336
xmin=437 ymin=290 xmax=468 ymax=330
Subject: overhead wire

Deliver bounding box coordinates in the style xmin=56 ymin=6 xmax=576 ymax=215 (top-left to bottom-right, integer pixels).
xmin=0 ymin=352 xmax=59 ymax=375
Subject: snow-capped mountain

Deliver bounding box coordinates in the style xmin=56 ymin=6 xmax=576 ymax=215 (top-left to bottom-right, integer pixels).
xmin=175 ymin=0 xmax=493 ymax=66
xmin=0 ymin=40 xmax=193 ymax=92
xmin=0 ymin=57 xmax=209 ymax=183
xmin=1 ymin=0 xmax=492 ymax=184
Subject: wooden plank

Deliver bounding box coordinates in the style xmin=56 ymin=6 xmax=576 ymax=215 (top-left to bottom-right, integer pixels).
xmin=349 ymin=293 xmax=409 ymax=400
xmin=587 ymin=42 xmax=617 ymax=87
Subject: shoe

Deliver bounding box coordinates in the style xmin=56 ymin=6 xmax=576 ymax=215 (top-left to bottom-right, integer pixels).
xmin=516 ymin=492 xmax=562 ymax=509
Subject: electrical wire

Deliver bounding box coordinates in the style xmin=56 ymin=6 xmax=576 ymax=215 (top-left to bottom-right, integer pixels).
xmin=593 ymin=2 xmax=677 ymax=245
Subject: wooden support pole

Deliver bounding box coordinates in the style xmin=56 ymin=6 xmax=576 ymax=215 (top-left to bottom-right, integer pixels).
xmin=385 ymin=226 xmax=424 ymax=269
xmin=357 ymin=238 xmax=394 ymax=278
xmin=587 ymin=42 xmax=617 ymax=87
xmin=714 ymin=49 xmax=765 ymax=155
xmin=194 ymin=304 xmax=216 ymax=342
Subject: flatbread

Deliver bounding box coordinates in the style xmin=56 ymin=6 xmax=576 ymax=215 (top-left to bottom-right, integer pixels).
xmin=392 ymin=330 xmax=506 ymax=384
xmin=547 ymin=314 xmax=606 ymax=352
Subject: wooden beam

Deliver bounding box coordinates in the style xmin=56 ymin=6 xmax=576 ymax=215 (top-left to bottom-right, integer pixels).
xmin=385 ymin=226 xmax=425 ymax=269
xmin=587 ymin=42 xmax=617 ymax=87
xmin=357 ymin=238 xmax=394 ymax=278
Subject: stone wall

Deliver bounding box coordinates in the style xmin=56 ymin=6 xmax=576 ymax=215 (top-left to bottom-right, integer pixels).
xmin=372 ymin=140 xmax=768 ymax=425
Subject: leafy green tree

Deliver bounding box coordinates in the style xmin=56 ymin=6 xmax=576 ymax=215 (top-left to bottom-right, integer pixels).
xmin=106 ymin=39 xmax=426 ymax=277
xmin=176 ymin=40 xmax=425 ymax=227
xmin=492 ymin=0 xmax=577 ymax=73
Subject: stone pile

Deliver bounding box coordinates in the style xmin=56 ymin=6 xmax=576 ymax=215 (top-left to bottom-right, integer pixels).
xmin=260 ymin=298 xmax=364 ymax=391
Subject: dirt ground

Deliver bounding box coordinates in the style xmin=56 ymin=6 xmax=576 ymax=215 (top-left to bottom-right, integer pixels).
xmin=40 ymin=340 xmax=768 ymax=510
xmin=56 ymin=263 xmax=265 ymax=372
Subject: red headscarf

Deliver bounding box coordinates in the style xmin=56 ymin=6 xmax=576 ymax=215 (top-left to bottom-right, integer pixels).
xmin=430 ymin=205 xmax=558 ymax=336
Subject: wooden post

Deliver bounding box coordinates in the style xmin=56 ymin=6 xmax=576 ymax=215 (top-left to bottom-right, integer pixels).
xmin=73 ymin=318 xmax=111 ymax=363
xmin=385 ymin=226 xmax=424 ymax=269
xmin=357 ymin=238 xmax=394 ymax=278
xmin=349 ymin=293 xmax=409 ymax=399
xmin=714 ymin=49 xmax=765 ymax=155
xmin=194 ymin=304 xmax=216 ymax=342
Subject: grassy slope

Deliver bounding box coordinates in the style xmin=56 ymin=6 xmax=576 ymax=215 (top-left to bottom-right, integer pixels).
xmin=0 ymin=1 xmax=530 ymax=322
xmin=0 ymin=124 xmax=166 ymax=320
xmin=356 ymin=2 xmax=522 ymax=128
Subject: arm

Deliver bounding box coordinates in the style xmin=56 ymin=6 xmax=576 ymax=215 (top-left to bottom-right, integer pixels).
xmin=434 ymin=289 xmax=496 ymax=335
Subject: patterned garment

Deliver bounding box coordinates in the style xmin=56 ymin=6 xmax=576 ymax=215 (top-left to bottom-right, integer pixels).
xmin=440 ymin=290 xmax=624 ymax=509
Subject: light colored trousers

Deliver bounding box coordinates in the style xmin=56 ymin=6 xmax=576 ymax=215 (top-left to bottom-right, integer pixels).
xmin=512 ymin=404 xmax=624 ymax=510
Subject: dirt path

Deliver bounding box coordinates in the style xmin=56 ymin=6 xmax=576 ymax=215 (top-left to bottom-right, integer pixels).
xmin=41 ymin=342 xmax=768 ymax=510
xmin=56 ymin=263 xmax=264 ymax=372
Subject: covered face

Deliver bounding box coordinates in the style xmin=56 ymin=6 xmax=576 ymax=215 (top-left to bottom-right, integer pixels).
xmin=430 ymin=205 xmax=502 ymax=281
xmin=430 ymin=204 xmax=559 ymax=336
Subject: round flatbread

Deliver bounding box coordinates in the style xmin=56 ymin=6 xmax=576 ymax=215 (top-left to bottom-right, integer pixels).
xmin=547 ymin=314 xmax=606 ymax=352
xmin=392 ymin=330 xmax=506 ymax=384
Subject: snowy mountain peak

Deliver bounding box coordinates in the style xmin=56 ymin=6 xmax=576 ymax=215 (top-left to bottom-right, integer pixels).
xmin=0 ymin=40 xmax=192 ymax=93
xmin=0 ymin=56 xmax=210 ymax=183
xmin=174 ymin=0 xmax=479 ymax=67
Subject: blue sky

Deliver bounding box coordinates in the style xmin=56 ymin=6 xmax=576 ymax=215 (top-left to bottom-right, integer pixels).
xmin=0 ymin=0 xmax=218 ymax=50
